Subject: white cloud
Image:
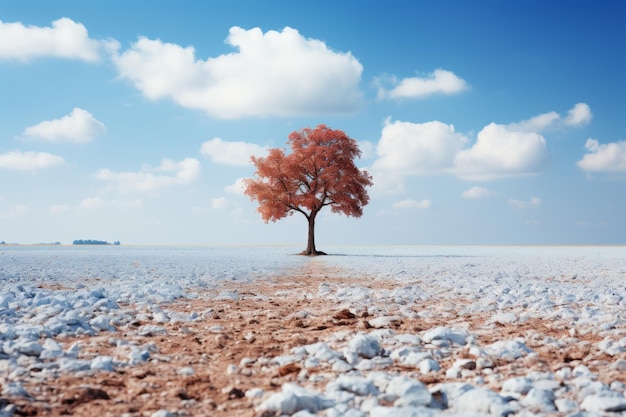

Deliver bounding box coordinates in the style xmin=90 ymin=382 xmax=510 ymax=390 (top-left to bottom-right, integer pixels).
xmin=95 ymin=158 xmax=200 ymax=193
xmin=0 ymin=150 xmax=65 ymax=171
xmin=565 ymin=102 xmax=593 ymax=126
xmin=508 ymin=197 xmax=541 ymax=209
xmin=22 ymin=108 xmax=105 ymax=143
xmin=577 ymin=138 xmax=626 ymax=172
xmin=507 ymin=111 xmax=560 ymax=132
xmin=377 ymin=69 xmax=468 ymax=100
xmin=393 ymin=199 xmax=431 ymax=209
xmin=508 ymin=103 xmax=592 ymax=132
xmin=112 ymin=26 xmax=363 ymax=118
xmin=0 ymin=17 xmax=111 ymax=62
xmin=211 ymin=197 xmax=230 ymax=210
xmin=454 ymin=123 xmax=548 ymax=180
xmin=200 ymin=138 xmax=267 ymax=166
xmin=372 ymin=119 xmax=467 ymax=176
xmin=225 ymin=178 xmax=247 ymax=195
xmin=462 ymin=186 xmax=493 ymax=199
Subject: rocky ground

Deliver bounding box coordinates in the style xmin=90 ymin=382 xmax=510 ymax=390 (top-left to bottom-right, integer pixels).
xmin=2 ymin=262 xmax=626 ymax=417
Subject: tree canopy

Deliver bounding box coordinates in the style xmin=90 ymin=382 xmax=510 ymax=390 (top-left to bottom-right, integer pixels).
xmin=244 ymin=124 xmax=373 ymax=255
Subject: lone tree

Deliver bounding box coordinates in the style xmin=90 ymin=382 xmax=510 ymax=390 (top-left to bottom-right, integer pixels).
xmin=244 ymin=125 xmax=373 ymax=256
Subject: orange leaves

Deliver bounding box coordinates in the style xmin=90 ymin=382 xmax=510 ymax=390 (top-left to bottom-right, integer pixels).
xmin=244 ymin=125 xmax=373 ymax=224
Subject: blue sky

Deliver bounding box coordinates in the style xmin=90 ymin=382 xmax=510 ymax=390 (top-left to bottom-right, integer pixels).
xmin=1 ymin=1 xmax=625 ymax=246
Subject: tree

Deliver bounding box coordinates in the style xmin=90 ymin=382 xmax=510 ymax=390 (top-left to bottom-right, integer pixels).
xmin=244 ymin=125 xmax=373 ymax=256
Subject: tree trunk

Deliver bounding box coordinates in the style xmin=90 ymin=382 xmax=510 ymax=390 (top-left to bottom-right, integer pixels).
xmin=300 ymin=212 xmax=326 ymax=256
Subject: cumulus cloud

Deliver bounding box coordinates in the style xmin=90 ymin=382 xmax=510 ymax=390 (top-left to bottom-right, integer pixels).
xmin=393 ymin=199 xmax=431 ymax=209
xmin=377 ymin=69 xmax=468 ymax=100
xmin=225 ymin=178 xmax=247 ymax=195
xmin=372 ymin=119 xmax=467 ymax=176
xmin=95 ymin=158 xmax=200 ymax=193
xmin=462 ymin=186 xmax=493 ymax=199
xmin=21 ymin=108 xmax=105 ymax=143
xmin=200 ymin=138 xmax=267 ymax=166
xmin=0 ymin=17 xmax=111 ymax=62
xmin=565 ymin=102 xmax=593 ymax=126
xmin=508 ymin=103 xmax=592 ymax=132
xmin=112 ymin=26 xmax=363 ymax=118
xmin=577 ymin=138 xmax=626 ymax=172
xmin=0 ymin=150 xmax=65 ymax=171
xmin=508 ymin=197 xmax=541 ymax=209
xmin=454 ymin=123 xmax=548 ymax=180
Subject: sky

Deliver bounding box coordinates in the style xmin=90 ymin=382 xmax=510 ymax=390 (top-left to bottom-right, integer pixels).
xmin=1 ymin=1 xmax=625 ymax=246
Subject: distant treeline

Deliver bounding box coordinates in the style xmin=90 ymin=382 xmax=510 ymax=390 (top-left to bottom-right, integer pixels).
xmin=73 ymin=240 xmax=121 ymax=245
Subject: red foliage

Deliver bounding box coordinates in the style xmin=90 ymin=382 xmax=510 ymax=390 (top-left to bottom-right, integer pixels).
xmin=244 ymin=125 xmax=373 ymax=255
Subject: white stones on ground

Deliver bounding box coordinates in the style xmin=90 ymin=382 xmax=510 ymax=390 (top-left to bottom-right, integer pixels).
xmin=152 ymin=311 xmax=170 ymax=324
xmin=555 ymin=397 xmax=578 ymax=413
xmin=40 ymin=338 xmax=63 ymax=359
xmin=137 ymin=325 xmax=167 ymax=337
xmin=454 ymin=386 xmax=509 ymax=415
xmin=419 ymin=358 xmax=440 ymax=373
xmin=484 ymin=338 xmax=533 ymax=361
xmin=150 ymin=410 xmax=176 ymax=417
xmin=501 ymin=376 xmax=533 ymax=395
xmin=2 ymin=381 xmax=29 ymax=397
xmin=368 ymin=406 xmax=438 ymax=417
xmin=385 ymin=376 xmax=432 ymax=407
xmin=368 ymin=316 xmax=401 ymax=329
xmin=215 ymin=290 xmax=239 ymax=300
xmin=343 ymin=334 xmax=382 ymax=365
xmin=128 ymin=348 xmax=150 ymax=365
xmin=226 ymin=364 xmax=237 ymax=375
xmin=258 ymin=383 xmax=334 ymax=415
xmin=326 ymin=375 xmax=379 ymax=396
xmin=246 ymin=387 xmax=264 ymax=398
xmin=580 ymin=394 xmax=626 ymax=412
xmin=90 ymin=355 xmax=114 ymax=372
xmin=12 ymin=339 xmax=43 ymax=357
xmin=89 ymin=315 xmax=113 ymax=331
xmin=422 ymin=326 xmax=469 ymax=346
xmin=521 ymin=388 xmax=556 ymax=411
xmin=177 ymin=366 xmax=195 ymax=376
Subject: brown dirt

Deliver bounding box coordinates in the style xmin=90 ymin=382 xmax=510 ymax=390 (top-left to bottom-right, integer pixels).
xmin=5 ymin=265 xmax=626 ymax=417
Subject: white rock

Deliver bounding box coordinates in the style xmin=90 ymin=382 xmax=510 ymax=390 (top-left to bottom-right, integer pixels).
xmin=89 ymin=315 xmax=112 ymax=331
xmin=91 ymin=355 xmax=114 ymax=371
xmin=368 ymin=316 xmax=401 ymax=329
xmin=344 ymin=334 xmax=382 ymax=361
xmin=177 ymin=366 xmax=195 ymax=376
xmin=150 ymin=411 xmax=175 ymax=417
xmin=484 ymin=339 xmax=532 ymax=361
xmin=246 ymin=387 xmax=264 ymax=398
xmin=369 ymin=406 xmax=438 ymax=417
xmin=419 ymin=358 xmax=440 ymax=373
xmin=327 ymin=375 xmax=379 ymax=396
xmin=454 ymin=387 xmax=507 ymax=415
xmin=422 ymin=326 xmax=469 ymax=346
xmin=14 ymin=340 xmax=43 ymax=357
xmin=521 ymin=388 xmax=556 ymax=411
xmin=555 ymin=397 xmax=578 ymax=413
xmin=258 ymin=383 xmax=333 ymax=415
xmin=501 ymin=376 xmax=533 ymax=394
xmin=581 ymin=395 xmax=626 ymax=412
xmin=385 ymin=376 xmax=431 ymax=407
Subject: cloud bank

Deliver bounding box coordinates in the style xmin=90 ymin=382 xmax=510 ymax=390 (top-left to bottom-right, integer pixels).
xmin=577 ymin=139 xmax=626 ymax=172
xmin=377 ymin=69 xmax=468 ymax=100
xmin=112 ymin=26 xmax=363 ymax=119
xmin=22 ymin=108 xmax=105 ymax=143
xmin=95 ymin=158 xmax=200 ymax=193
xmin=0 ymin=18 xmax=111 ymax=62
xmin=200 ymin=138 xmax=267 ymax=166
xmin=0 ymin=151 xmax=65 ymax=171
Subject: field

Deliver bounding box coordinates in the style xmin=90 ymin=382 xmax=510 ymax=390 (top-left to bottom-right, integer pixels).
xmin=1 ymin=246 xmax=625 ymax=416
